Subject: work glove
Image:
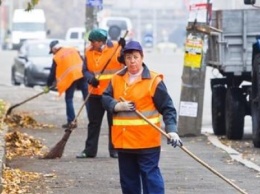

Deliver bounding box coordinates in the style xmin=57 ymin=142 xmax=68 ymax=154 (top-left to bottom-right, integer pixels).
xmin=118 ymin=37 xmax=126 ymax=48
xmin=117 ymin=50 xmax=125 ymax=64
xmin=43 ymin=86 xmax=50 ymax=93
xmin=89 ymin=77 xmax=99 ymax=88
xmin=167 ymin=132 xmax=183 ymax=148
xmin=114 ymin=101 xmax=135 ymax=112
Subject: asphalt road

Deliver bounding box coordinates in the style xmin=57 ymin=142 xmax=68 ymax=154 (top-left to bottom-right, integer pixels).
xmin=1 ymin=49 xmax=260 ymax=194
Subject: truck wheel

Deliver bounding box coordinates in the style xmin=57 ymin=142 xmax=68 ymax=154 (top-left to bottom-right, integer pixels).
xmin=225 ymin=88 xmax=245 ymax=140
xmin=251 ymin=53 xmax=260 ymax=147
xmin=11 ymin=67 xmax=20 ymax=86
xmin=211 ymin=85 xmax=226 ymax=135
xmin=24 ymin=71 xmax=34 ymax=87
xmin=251 ymin=104 xmax=260 ymax=147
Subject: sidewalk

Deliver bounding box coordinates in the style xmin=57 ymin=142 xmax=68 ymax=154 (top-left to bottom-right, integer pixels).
xmin=0 ymin=84 xmax=260 ymax=194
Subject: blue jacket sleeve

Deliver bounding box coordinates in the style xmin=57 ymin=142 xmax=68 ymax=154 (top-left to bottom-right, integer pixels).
xmin=82 ymin=55 xmax=95 ymax=83
xmin=102 ymin=82 xmax=118 ymax=113
xmin=153 ymin=81 xmax=178 ymax=133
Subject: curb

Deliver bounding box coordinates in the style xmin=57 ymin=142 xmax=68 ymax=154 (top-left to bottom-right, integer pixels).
xmin=205 ymin=133 xmax=260 ymax=172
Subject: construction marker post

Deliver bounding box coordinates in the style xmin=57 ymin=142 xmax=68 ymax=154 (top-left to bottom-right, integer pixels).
xmin=178 ymin=1 xmax=212 ymax=136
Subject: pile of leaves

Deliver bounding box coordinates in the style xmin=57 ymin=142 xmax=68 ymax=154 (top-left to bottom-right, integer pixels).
xmin=0 ymin=100 xmax=57 ymax=193
xmin=2 ymin=130 xmax=55 ymax=193
xmin=4 ymin=113 xmax=55 ymax=129
xmin=1 ymin=167 xmax=42 ymax=194
xmin=5 ymin=131 xmax=48 ymax=160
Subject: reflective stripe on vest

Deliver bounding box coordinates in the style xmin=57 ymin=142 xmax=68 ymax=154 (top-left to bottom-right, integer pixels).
xmin=113 ymin=116 xmax=160 ymax=126
xmin=113 ymin=110 xmax=160 ymax=126
xmin=57 ymin=63 xmax=82 ymax=83
xmin=94 ymin=69 xmax=120 ymax=80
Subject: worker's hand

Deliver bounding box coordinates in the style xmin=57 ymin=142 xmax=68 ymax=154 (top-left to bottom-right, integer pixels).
xmin=89 ymin=77 xmax=99 ymax=88
xmin=117 ymin=50 xmax=125 ymax=64
xmin=118 ymin=38 xmax=126 ymax=48
xmin=167 ymin=132 xmax=183 ymax=148
xmin=43 ymin=86 xmax=50 ymax=93
xmin=114 ymin=101 xmax=135 ymax=112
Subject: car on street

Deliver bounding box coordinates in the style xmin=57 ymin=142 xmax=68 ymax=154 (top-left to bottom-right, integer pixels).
xmin=65 ymin=39 xmax=86 ymax=57
xmin=65 ymin=27 xmax=88 ymax=56
xmin=98 ymin=16 xmax=134 ymax=41
xmin=11 ymin=39 xmax=63 ymax=87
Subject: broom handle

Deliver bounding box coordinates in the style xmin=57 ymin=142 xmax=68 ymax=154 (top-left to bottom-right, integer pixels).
xmin=13 ymin=85 xmax=56 ymax=107
xmin=119 ymin=97 xmax=247 ymax=194
xmin=70 ymin=32 xmax=129 ymax=126
xmin=6 ymin=85 xmax=56 ymax=116
xmin=98 ymin=30 xmax=128 ymax=76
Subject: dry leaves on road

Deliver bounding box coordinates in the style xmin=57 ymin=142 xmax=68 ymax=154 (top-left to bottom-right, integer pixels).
xmin=218 ymin=136 xmax=260 ymax=164
xmin=2 ymin=131 xmax=55 ymax=193
xmin=0 ymin=100 xmax=57 ymax=193
xmin=1 ymin=167 xmax=42 ymax=194
xmin=5 ymin=131 xmax=48 ymax=160
xmin=4 ymin=113 xmax=55 ymax=129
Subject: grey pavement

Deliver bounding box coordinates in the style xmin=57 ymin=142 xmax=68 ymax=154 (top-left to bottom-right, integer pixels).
xmin=0 ymin=84 xmax=260 ymax=194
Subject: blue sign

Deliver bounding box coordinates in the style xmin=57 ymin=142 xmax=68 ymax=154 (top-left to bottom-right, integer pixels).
xmin=86 ymin=0 xmax=103 ymax=7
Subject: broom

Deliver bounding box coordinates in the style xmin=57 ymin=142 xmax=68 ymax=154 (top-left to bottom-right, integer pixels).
xmin=42 ymin=31 xmax=128 ymax=159
xmin=120 ymin=97 xmax=247 ymax=194
xmin=5 ymin=85 xmax=55 ymax=116
xmin=42 ymin=90 xmax=92 ymax=159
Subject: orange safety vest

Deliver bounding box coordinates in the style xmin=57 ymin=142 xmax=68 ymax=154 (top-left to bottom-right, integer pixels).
xmin=54 ymin=47 xmax=83 ymax=95
xmin=85 ymin=42 xmax=123 ymax=95
xmin=111 ymin=71 xmax=163 ymax=149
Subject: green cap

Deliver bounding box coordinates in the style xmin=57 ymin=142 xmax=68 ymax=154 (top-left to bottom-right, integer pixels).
xmin=88 ymin=28 xmax=107 ymax=42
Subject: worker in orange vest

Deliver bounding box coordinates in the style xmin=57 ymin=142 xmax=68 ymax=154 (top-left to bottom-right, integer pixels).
xmin=102 ymin=40 xmax=183 ymax=193
xmin=76 ymin=28 xmax=125 ymax=159
xmin=45 ymin=40 xmax=88 ymax=129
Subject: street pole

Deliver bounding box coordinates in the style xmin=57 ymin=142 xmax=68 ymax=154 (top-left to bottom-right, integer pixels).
xmin=85 ymin=6 xmax=95 ymax=34
xmin=85 ymin=0 xmax=101 ymax=48
xmin=178 ymin=0 xmax=211 ymax=136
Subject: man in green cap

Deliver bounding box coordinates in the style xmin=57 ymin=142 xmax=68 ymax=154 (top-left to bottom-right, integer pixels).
xmin=76 ymin=28 xmax=125 ymax=159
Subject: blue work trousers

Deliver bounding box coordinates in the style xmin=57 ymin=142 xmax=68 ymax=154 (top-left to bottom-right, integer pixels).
xmin=118 ymin=150 xmax=164 ymax=194
xmin=84 ymin=96 xmax=115 ymax=156
xmin=65 ymin=77 xmax=88 ymax=123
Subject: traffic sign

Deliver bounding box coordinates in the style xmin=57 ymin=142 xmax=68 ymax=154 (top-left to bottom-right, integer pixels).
xmin=86 ymin=0 xmax=103 ymax=7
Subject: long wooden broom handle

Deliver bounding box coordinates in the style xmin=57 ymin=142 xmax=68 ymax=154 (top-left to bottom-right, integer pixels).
xmin=5 ymin=85 xmax=56 ymax=116
xmin=69 ymin=32 xmax=129 ymax=128
xmin=119 ymin=97 xmax=247 ymax=194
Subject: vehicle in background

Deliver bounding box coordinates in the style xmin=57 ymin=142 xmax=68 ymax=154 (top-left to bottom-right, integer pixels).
xmin=7 ymin=9 xmax=50 ymax=50
xmin=244 ymin=0 xmax=256 ymax=4
xmin=11 ymin=39 xmax=64 ymax=87
xmin=156 ymin=41 xmax=177 ymax=53
xmin=65 ymin=27 xmax=86 ymax=56
xmin=65 ymin=40 xmax=85 ymax=58
xmin=207 ymin=9 xmax=260 ymax=147
xmin=65 ymin=27 xmax=85 ymax=41
xmin=98 ymin=16 xmax=134 ymax=41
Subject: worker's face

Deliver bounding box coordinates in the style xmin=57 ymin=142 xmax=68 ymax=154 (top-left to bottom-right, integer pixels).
xmin=52 ymin=48 xmax=57 ymax=54
xmin=90 ymin=40 xmax=104 ymax=51
xmin=124 ymin=51 xmax=143 ymax=74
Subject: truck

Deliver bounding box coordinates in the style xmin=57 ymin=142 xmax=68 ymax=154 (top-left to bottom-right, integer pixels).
xmin=207 ymin=8 xmax=260 ymax=147
xmin=8 ymin=9 xmax=49 ymax=50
